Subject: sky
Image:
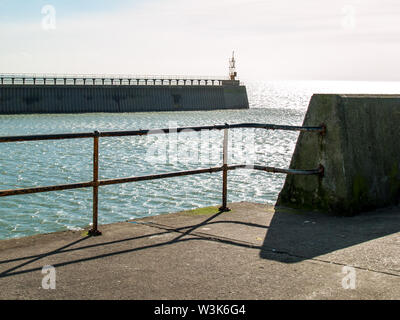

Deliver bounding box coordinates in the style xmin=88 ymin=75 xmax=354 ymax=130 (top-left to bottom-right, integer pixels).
xmin=1 ymin=0 xmax=400 ymax=81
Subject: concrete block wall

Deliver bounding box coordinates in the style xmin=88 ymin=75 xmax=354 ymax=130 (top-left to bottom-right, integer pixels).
xmin=277 ymin=94 xmax=400 ymax=215
xmin=0 ymin=84 xmax=249 ymax=114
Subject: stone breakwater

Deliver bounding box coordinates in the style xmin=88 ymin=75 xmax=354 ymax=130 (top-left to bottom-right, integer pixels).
xmin=0 ymin=80 xmax=249 ymax=114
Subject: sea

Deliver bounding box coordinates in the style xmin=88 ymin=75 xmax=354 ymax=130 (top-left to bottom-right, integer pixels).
xmin=1 ymin=80 xmax=400 ymax=240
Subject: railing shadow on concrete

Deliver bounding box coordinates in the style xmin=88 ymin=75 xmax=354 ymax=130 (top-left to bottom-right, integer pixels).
xmin=1 ymin=204 xmax=398 ymax=279
xmin=0 ymin=209 xmax=267 ymax=278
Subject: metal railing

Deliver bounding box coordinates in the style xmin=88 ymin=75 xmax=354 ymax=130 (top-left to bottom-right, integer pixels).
xmin=0 ymin=73 xmax=228 ymax=80
xmin=0 ymin=123 xmax=325 ymax=236
xmin=0 ymin=73 xmax=230 ymax=86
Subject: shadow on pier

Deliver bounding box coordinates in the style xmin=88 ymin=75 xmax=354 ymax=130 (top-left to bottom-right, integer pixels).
xmin=260 ymin=205 xmax=400 ymax=264
xmin=0 ymin=202 xmax=399 ymax=283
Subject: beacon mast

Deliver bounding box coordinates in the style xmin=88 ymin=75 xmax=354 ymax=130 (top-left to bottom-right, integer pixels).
xmin=229 ymin=51 xmax=237 ymax=80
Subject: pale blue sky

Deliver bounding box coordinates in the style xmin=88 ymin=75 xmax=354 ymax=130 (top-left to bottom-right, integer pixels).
xmin=0 ymin=0 xmax=136 ymax=21
xmin=1 ymin=0 xmax=400 ymax=81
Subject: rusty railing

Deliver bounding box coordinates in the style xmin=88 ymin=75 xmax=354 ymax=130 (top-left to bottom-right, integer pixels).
xmin=0 ymin=123 xmax=325 ymax=236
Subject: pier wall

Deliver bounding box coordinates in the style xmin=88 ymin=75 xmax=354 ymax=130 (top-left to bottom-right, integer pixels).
xmin=277 ymin=94 xmax=400 ymax=215
xmin=0 ymin=84 xmax=249 ymax=114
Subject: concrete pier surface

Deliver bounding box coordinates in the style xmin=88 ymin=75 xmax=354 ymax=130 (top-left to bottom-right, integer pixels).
xmin=0 ymin=202 xmax=399 ymax=300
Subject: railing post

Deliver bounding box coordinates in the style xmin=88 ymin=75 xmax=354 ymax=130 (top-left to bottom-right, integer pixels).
xmin=89 ymin=130 xmax=102 ymax=236
xmin=219 ymin=128 xmax=230 ymax=212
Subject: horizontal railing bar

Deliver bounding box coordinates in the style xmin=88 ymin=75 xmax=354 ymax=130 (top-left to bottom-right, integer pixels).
xmin=0 ymin=167 xmax=223 ymax=197
xmin=228 ymin=123 xmax=325 ymax=132
xmin=228 ymin=164 xmax=324 ymax=175
xmin=0 ymin=132 xmax=94 ymax=143
xmin=0 ymin=164 xmax=323 ymax=197
xmin=100 ymin=123 xmax=324 ymax=137
xmin=0 ymin=123 xmax=325 ymax=143
xmin=98 ymin=167 xmax=224 ymax=186
xmin=0 ymin=182 xmax=94 ymax=197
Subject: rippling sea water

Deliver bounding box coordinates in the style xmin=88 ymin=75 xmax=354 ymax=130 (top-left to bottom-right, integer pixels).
xmin=1 ymin=80 xmax=400 ymax=240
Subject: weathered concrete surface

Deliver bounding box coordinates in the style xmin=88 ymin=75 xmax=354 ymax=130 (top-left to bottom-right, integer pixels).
xmin=277 ymin=94 xmax=400 ymax=215
xmin=0 ymin=202 xmax=399 ymax=300
xmin=0 ymin=84 xmax=249 ymax=114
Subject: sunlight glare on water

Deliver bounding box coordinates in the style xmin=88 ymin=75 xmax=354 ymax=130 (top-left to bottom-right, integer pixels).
xmin=1 ymin=80 xmax=400 ymax=239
